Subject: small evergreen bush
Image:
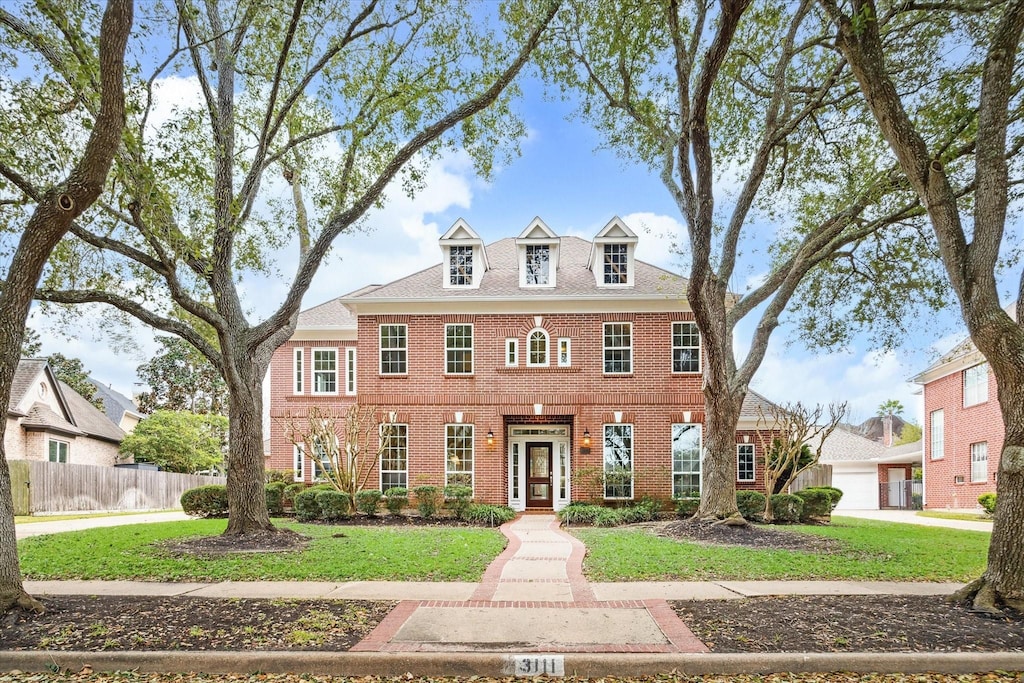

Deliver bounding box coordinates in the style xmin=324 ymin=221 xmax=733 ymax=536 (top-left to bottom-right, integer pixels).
xmin=819 ymin=486 xmax=844 ymax=508
xmin=794 ymin=488 xmax=832 ymax=521
xmin=265 ymin=469 xmax=295 ymax=484
xmin=675 ymin=497 xmax=700 ymax=517
xmin=383 ymin=487 xmax=408 ymax=515
xmin=317 ymin=490 xmax=351 ymax=521
xmin=769 ymin=493 xmax=804 ymax=523
xmin=464 ymin=504 xmax=516 ymax=526
xmin=293 ymin=488 xmax=322 ymax=522
xmin=283 ymin=482 xmax=306 ymax=510
xmin=593 ymin=507 xmax=622 ymax=527
xmin=265 ymin=481 xmax=287 ymax=515
xmin=444 ymin=485 xmax=474 ymax=520
xmin=978 ymin=492 xmax=997 ymax=516
xmin=355 ymin=489 xmax=382 ymax=516
xmin=181 ymin=485 xmax=228 ymax=517
xmin=557 ymin=501 xmax=603 ymax=525
xmin=736 ymin=490 xmax=766 ymax=520
xmin=413 ymin=485 xmax=442 ymax=519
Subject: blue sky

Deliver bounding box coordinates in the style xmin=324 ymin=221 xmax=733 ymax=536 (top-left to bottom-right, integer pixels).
xmin=27 ymin=65 xmax=986 ymax=429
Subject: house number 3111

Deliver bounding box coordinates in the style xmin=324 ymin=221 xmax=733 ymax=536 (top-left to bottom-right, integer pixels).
xmin=506 ymin=655 xmax=565 ymax=677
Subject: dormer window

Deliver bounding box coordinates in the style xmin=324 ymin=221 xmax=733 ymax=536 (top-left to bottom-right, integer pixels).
xmin=516 ymin=218 xmax=559 ymax=288
xmin=525 ymin=245 xmax=550 ymax=285
xmin=603 ymin=243 xmax=628 ymax=284
xmin=440 ymin=219 xmax=488 ymax=289
xmin=590 ymin=217 xmax=638 ymax=287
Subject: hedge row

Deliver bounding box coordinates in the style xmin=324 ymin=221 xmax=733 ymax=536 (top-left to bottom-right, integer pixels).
xmin=674 ymin=486 xmax=844 ymax=524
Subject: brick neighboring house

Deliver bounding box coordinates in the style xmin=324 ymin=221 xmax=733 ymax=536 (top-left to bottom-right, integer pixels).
xmin=5 ymin=359 xmax=127 ymax=466
xmin=911 ymin=311 xmax=1009 ymax=509
xmin=267 ymin=217 xmax=779 ymax=510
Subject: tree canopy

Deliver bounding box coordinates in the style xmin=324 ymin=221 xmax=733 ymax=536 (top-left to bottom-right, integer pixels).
xmin=119 ymin=410 xmax=228 ymax=474
xmin=46 ymin=353 xmax=102 ymax=410
xmin=136 ymin=337 xmax=228 ymax=415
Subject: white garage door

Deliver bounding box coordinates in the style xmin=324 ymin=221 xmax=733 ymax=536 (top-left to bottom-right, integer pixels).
xmin=831 ymin=470 xmax=879 ymax=510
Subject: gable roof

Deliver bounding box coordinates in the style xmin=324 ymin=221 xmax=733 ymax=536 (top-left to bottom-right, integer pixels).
xmin=9 ymin=358 xmax=48 ymax=413
xmin=89 ymin=379 xmax=142 ymax=425
xmin=59 ymin=381 xmax=125 ymax=443
xmin=339 ymin=235 xmax=686 ymax=305
xmin=912 ymin=300 xmax=1017 ymax=384
xmin=296 ymin=296 xmax=359 ymax=330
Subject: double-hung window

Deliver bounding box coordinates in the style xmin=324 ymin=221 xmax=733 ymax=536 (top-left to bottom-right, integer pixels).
xmin=310 ymin=436 xmax=334 ymax=482
xmin=312 ymin=349 xmax=337 ymax=394
xmin=525 ymin=245 xmax=550 ymax=285
xmin=603 ymin=424 xmax=633 ymax=499
xmin=737 ymin=443 xmax=755 ymax=482
xmin=449 ymin=246 xmax=473 ymax=286
xmin=672 ymin=424 xmax=701 ymax=498
xmin=929 ymin=409 xmax=944 ymax=460
xmin=603 ymin=322 xmax=632 ymax=373
xmin=963 ymin=363 xmax=988 ymax=407
xmin=603 ymin=243 xmax=628 ymax=284
xmin=380 ymin=324 xmax=408 ymax=374
xmin=971 ymin=442 xmax=988 ymax=483
xmin=445 ymin=324 xmax=473 ymax=374
xmin=380 ymin=424 xmax=408 ymax=491
xmin=672 ymin=322 xmax=700 ymax=373
xmin=445 ymin=425 xmax=474 ymax=488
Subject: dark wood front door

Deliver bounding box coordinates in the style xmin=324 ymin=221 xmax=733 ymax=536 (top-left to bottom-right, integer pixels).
xmin=526 ymin=442 xmax=553 ymax=508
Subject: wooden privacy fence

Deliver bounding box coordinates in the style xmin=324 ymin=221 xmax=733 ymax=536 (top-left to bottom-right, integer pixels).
xmin=789 ymin=463 xmax=833 ymax=493
xmin=9 ymin=460 xmax=225 ymax=515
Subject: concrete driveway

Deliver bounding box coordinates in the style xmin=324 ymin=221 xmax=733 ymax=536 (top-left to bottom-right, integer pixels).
xmin=835 ymin=509 xmax=993 ymax=532
xmin=15 ymin=510 xmax=191 ymax=539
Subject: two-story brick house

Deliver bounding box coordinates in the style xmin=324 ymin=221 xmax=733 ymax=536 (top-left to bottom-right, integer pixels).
xmin=267 ymin=217 xmax=773 ymax=510
xmin=911 ymin=310 xmax=1009 ymax=509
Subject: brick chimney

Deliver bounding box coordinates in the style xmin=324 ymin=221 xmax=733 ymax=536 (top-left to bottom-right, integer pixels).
xmin=882 ymin=414 xmax=893 ymax=447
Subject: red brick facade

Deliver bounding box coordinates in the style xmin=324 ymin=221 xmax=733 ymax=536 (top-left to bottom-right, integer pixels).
xmin=921 ymin=364 xmax=1002 ymax=509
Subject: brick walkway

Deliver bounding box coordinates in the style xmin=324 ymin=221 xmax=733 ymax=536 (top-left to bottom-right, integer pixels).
xmin=350 ymin=513 xmax=709 ymax=653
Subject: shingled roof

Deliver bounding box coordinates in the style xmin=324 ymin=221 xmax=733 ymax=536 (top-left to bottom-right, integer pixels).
xmin=8 ymin=358 xmax=48 ymax=413
xmin=89 ymin=379 xmax=142 ymax=425
xmin=61 ymin=381 xmax=125 ymax=443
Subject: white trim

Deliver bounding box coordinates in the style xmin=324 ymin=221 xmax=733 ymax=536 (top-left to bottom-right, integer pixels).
xmin=445 ymin=423 xmax=475 ymax=492
xmin=970 ymin=442 xmax=988 ymax=483
xmin=293 ymin=444 xmax=305 ymax=482
xmin=379 ymin=423 xmax=409 ymax=492
xmin=506 ymin=423 xmax=572 ymax=511
xmin=557 ymin=338 xmax=571 ymax=367
xmin=671 ymin=321 xmax=701 ymax=374
xmin=311 ymin=347 xmax=339 ymax=395
xmin=345 ymin=347 xmax=357 ymax=396
xmin=736 ymin=443 xmax=755 ymax=482
xmin=603 ymin=322 xmax=633 ymax=375
xmin=293 ymin=347 xmax=304 ymax=395
xmin=963 ymin=362 xmax=989 ymax=407
xmin=379 ymin=323 xmax=408 ymax=375
xmin=519 ymin=243 xmax=558 ymax=288
xmin=603 ymin=423 xmax=634 ymax=500
xmin=527 ymin=328 xmax=550 ymax=367
xmin=672 ymin=423 xmax=702 ymax=499
xmin=505 ymin=338 xmax=519 ymax=367
xmin=339 ymin=298 xmax=692 ymax=316
xmin=444 ymin=323 xmax=474 ymax=375
xmin=47 ymin=438 xmax=69 ymax=463
xmin=929 ymin=409 xmax=944 ymax=461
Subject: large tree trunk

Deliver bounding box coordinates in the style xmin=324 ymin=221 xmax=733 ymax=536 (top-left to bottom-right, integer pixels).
xmin=223 ymin=348 xmax=274 ymax=535
xmin=697 ymin=384 xmax=745 ymax=521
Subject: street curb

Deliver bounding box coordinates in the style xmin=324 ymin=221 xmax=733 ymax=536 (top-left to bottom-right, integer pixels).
xmin=3 ymin=650 xmax=1024 ymax=676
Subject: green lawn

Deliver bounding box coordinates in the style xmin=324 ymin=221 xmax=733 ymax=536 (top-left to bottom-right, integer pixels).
xmin=573 ymin=516 xmax=989 ymax=582
xmin=18 ymin=519 xmax=505 ymax=582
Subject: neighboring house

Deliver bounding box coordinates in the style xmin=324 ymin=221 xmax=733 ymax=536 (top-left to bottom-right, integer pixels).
xmin=911 ymin=308 xmax=1010 ymax=509
xmin=6 ymin=359 xmax=127 ymax=466
xmin=267 ymin=217 xmax=782 ymax=511
xmin=817 ymin=426 xmax=922 ymax=510
xmin=88 ymin=378 xmax=145 ymax=434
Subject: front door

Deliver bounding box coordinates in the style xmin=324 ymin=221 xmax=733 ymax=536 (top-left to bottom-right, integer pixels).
xmin=526 ymin=442 xmax=553 ymax=508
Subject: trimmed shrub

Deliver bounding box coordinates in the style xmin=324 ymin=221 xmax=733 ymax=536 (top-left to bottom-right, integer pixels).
xmin=978 ymin=492 xmax=997 ymax=516
xmin=283 ymin=482 xmax=306 ymax=510
xmin=355 ymin=489 xmax=382 ymax=516
xmin=675 ymin=497 xmax=700 ymax=518
xmin=618 ymin=499 xmax=659 ymax=524
xmin=794 ymin=488 xmax=832 ymax=521
xmin=557 ymin=502 xmax=603 ymax=525
xmin=769 ymin=493 xmax=804 ymax=523
xmin=265 ymin=469 xmax=295 ymax=484
xmin=819 ymin=487 xmax=844 ymax=508
xmin=594 ymin=507 xmax=623 ymax=527
xmin=181 ymin=485 xmax=228 ymax=517
xmin=265 ymin=481 xmax=287 ymax=515
xmin=444 ymin=485 xmax=474 ymax=520
xmin=293 ymin=488 xmax=322 ymax=522
xmin=383 ymin=487 xmax=408 ymax=516
xmin=736 ymin=490 xmax=766 ymax=520
xmin=464 ymin=504 xmax=516 ymax=526
xmin=317 ymin=490 xmax=351 ymax=521
xmin=413 ymin=485 xmax=442 ymax=519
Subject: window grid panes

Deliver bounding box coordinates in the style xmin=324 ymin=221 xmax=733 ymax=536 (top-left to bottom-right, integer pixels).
xmin=603 ymin=243 xmax=628 ymax=284
xmin=672 ymin=322 xmax=700 ymax=373
xmin=506 ymin=338 xmax=518 ymax=366
xmin=603 ymin=424 xmax=633 ymax=499
xmin=971 ymin=442 xmax=988 ymax=483
xmin=293 ymin=348 xmax=303 ymax=394
xmin=48 ymin=439 xmax=68 ymax=463
xmin=310 ymin=437 xmax=333 ymax=482
xmin=380 ymin=424 xmax=408 ymax=491
xmin=528 ymin=329 xmax=548 ymax=366
xmin=558 ymin=338 xmax=571 ymax=367
xmin=603 ymin=323 xmax=632 ymax=373
xmin=737 ymin=443 xmax=755 ymax=482
xmin=525 ymin=244 xmax=550 ymax=285
xmin=312 ymin=349 xmax=337 ymax=394
xmin=964 ymin=363 xmax=988 ymax=407
xmin=293 ymin=445 xmax=305 ymax=481
xmin=445 ymin=324 xmax=473 ymax=374
xmin=446 ymin=425 xmax=474 ymax=488
xmin=380 ymin=324 xmax=408 ymax=374
xmin=449 ymin=245 xmax=473 ymax=285
xmin=930 ymin=409 xmax=944 ymax=460
xmin=673 ymin=424 xmax=701 ymax=498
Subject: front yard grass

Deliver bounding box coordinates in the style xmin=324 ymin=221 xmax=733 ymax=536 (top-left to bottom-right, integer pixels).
xmin=573 ymin=516 xmax=989 ymax=582
xmin=18 ymin=519 xmax=504 ymax=582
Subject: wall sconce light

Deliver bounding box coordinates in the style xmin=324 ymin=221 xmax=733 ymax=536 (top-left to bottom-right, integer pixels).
xmin=487 ymin=429 xmax=494 ymax=446
xmin=583 ymin=428 xmax=591 ymax=448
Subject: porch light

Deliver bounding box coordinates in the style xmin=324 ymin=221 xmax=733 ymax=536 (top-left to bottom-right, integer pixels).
xmin=583 ymin=428 xmax=591 ymax=448
xmin=487 ymin=429 xmax=494 ymax=446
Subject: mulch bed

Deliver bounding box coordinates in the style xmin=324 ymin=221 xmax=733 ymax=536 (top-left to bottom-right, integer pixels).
xmin=0 ymin=595 xmax=394 ymax=651
xmin=657 ymin=518 xmax=843 ymax=553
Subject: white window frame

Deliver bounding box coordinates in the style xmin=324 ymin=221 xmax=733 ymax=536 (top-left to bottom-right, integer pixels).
xmin=448 ymin=245 xmax=473 ymax=287
xmin=345 ymin=347 xmax=357 ymax=396
xmin=527 ymin=329 xmax=549 ymax=367
xmin=929 ymin=409 xmax=944 ymax=461
xmin=963 ymin=362 xmax=989 ymax=407
xmin=672 ymin=321 xmax=701 ymax=374
xmin=505 ymin=338 xmax=519 ymax=367
xmin=603 ymin=423 xmax=633 ymax=499
xmin=380 ymin=423 xmax=409 ymax=491
xmin=445 ymin=323 xmax=474 ymax=375
xmin=970 ymin=442 xmax=988 ymax=483
xmin=379 ymin=324 xmax=408 ymax=375
xmin=672 ymin=424 xmax=702 ymax=498
xmin=736 ymin=443 xmax=755 ymax=482
xmin=293 ymin=444 xmax=305 ymax=482
xmin=524 ymin=244 xmax=551 ymax=286
xmin=445 ymin=424 xmax=474 ymax=489
xmin=293 ymin=348 xmax=304 ymax=394
xmin=602 ymin=243 xmax=629 ymax=285
xmin=603 ymin=322 xmax=632 ymax=374
xmin=48 ymin=438 xmax=69 ymax=463
xmin=557 ymin=338 xmax=571 ymax=367
xmin=311 ymin=348 xmax=338 ymax=395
